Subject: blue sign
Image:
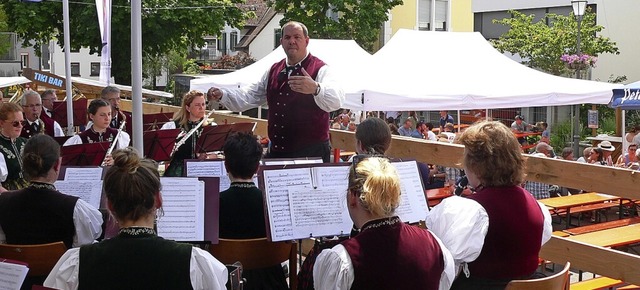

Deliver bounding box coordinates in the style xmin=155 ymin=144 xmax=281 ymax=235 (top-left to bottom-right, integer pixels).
xmin=610 ymin=81 xmax=640 ymax=109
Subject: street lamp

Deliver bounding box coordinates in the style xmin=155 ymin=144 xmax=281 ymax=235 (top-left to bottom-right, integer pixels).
xmin=571 ymin=0 xmax=587 ymax=159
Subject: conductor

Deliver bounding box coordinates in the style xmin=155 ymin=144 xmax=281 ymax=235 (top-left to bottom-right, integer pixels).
xmin=207 ymin=21 xmax=344 ymax=162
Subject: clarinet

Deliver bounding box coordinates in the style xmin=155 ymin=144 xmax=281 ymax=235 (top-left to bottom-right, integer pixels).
xmin=101 ymin=109 xmax=127 ymax=166
xmin=170 ymin=109 xmax=216 ymax=158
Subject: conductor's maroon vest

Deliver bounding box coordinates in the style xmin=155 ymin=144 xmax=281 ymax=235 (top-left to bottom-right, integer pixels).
xmin=266 ymin=54 xmax=329 ymax=153
xmin=341 ymin=218 xmax=445 ymax=290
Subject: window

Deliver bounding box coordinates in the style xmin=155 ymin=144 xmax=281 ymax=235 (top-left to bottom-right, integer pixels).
xmin=230 ymin=31 xmax=238 ymax=52
xmin=71 ymin=62 xmax=80 ymax=76
xmin=418 ymin=0 xmax=432 ymax=30
xmin=217 ymin=33 xmax=228 ymax=55
xmin=274 ymin=28 xmax=282 ymax=49
xmin=20 ymin=53 xmax=29 ymax=69
xmin=90 ymin=62 xmax=100 ymax=76
xmin=419 ymin=0 xmax=449 ymax=31
xmin=435 ymin=0 xmax=448 ymax=31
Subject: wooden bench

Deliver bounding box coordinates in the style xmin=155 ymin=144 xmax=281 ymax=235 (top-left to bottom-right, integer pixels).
xmin=570 ymin=276 xmax=626 ymax=289
xmin=550 ymin=202 xmax=621 ymax=226
xmin=563 ymin=217 xmax=640 ymax=236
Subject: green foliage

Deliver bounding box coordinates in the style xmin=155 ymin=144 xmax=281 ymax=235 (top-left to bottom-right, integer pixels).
xmin=550 ymin=119 xmax=572 ymax=153
xmin=182 ymin=59 xmax=201 ymax=75
xmin=491 ymin=9 xmax=619 ymax=76
xmin=269 ymin=0 xmax=403 ymax=52
xmin=0 ymin=4 xmax=11 ymax=57
xmin=0 ymin=0 xmax=250 ymax=84
xmin=142 ymin=50 xmax=185 ymax=90
xmin=595 ymin=116 xmax=616 ymax=136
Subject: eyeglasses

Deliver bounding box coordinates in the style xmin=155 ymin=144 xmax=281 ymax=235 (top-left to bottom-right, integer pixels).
xmin=23 ymin=104 xmax=42 ymax=109
xmin=10 ymin=120 xmax=26 ymax=127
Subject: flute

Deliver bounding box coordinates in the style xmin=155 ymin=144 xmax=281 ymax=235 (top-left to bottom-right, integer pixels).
xmin=102 ymin=109 xmax=127 ymax=166
xmin=170 ymin=109 xmax=216 ymax=158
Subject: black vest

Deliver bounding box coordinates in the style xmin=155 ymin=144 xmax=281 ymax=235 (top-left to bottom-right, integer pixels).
xmin=78 ymin=231 xmax=193 ymax=290
xmin=0 ymin=184 xmax=78 ymax=248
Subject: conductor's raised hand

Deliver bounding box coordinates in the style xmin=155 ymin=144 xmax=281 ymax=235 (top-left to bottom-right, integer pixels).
xmin=288 ymin=68 xmax=319 ymax=95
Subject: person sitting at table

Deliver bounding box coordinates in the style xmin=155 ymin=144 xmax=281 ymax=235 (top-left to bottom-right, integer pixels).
xmin=0 ymin=103 xmax=28 ymax=192
xmin=588 ymin=147 xmax=606 ymax=165
xmin=162 ymin=90 xmax=215 ymax=177
xmin=616 ymin=143 xmax=638 ymax=167
xmin=577 ymin=146 xmax=593 ymax=163
xmin=597 ymin=141 xmax=616 ymax=166
xmin=426 ymin=121 xmax=552 ymax=290
xmin=44 ymin=147 xmax=228 ymax=290
xmin=314 ymin=156 xmax=455 ymax=290
xmin=63 ymin=99 xmax=130 ymax=166
xmin=510 ymin=115 xmax=533 ymax=144
xmin=219 ymin=132 xmax=288 ymax=290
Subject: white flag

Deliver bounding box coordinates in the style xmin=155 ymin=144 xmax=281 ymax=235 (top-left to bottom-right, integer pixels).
xmin=96 ymin=0 xmax=112 ymax=84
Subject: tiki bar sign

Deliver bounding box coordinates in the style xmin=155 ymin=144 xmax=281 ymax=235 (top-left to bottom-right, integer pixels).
xmin=22 ymin=68 xmax=66 ymax=89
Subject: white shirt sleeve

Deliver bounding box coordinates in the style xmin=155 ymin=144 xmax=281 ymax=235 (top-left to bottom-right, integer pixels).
xmin=44 ymin=248 xmax=81 ymax=290
xmin=116 ymin=131 xmax=131 ymax=150
xmin=429 ymin=229 xmax=457 ymax=290
xmin=85 ymin=121 xmax=93 ymax=131
xmin=44 ymin=247 xmax=228 ymax=290
xmin=63 ymin=135 xmax=82 ymax=147
xmin=313 ymin=245 xmax=354 ymax=290
xmin=0 ymin=153 xmax=7 ymax=183
xmin=54 ymin=121 xmax=65 ymax=137
xmin=537 ymin=201 xmax=553 ymax=246
xmin=161 ymin=122 xmax=176 ymax=130
xmin=190 ymin=247 xmax=228 ymax=290
xmin=425 ymin=196 xmax=489 ymax=269
xmin=220 ymin=64 xmax=344 ymax=113
xmin=71 ymin=199 xmax=103 ymax=247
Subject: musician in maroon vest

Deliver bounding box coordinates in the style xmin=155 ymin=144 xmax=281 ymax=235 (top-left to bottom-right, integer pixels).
xmin=20 ymin=90 xmax=64 ymax=138
xmin=208 ymin=21 xmax=344 ymax=162
xmin=314 ymin=157 xmax=455 ymax=290
xmin=426 ymin=121 xmax=552 ymax=289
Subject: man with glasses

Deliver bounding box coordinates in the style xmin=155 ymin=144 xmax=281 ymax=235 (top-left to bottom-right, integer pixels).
xmin=41 ymin=89 xmax=57 ymax=118
xmin=101 ymin=86 xmax=130 ymax=129
xmin=20 ymin=90 xmax=64 ymax=138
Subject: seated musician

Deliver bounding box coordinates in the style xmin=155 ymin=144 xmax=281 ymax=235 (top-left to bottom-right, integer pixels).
xmin=313 ymin=156 xmax=455 ymax=290
xmin=0 ymin=103 xmax=28 ymax=192
xmin=0 ymin=134 xmax=102 ymax=288
xmin=218 ymin=131 xmax=288 ymax=290
xmin=161 ymin=90 xmax=215 ymax=177
xmin=426 ymin=121 xmax=552 ymax=289
xmin=20 ymin=90 xmax=64 ymax=138
xmin=63 ymin=99 xmax=130 ymax=166
xmin=45 ymin=148 xmax=228 ymax=290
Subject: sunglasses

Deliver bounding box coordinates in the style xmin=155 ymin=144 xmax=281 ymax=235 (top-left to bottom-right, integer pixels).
xmin=10 ymin=120 xmax=26 ymax=127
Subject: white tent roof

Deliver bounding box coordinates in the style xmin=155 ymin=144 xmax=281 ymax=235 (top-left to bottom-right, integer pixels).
xmin=0 ymin=77 xmax=30 ymax=88
xmin=190 ymin=39 xmax=372 ymax=99
xmin=345 ymin=29 xmax=622 ymax=111
xmin=69 ymin=76 xmax=173 ymax=98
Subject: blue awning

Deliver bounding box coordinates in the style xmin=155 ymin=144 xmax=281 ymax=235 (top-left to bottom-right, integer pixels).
xmin=610 ymin=81 xmax=640 ymax=109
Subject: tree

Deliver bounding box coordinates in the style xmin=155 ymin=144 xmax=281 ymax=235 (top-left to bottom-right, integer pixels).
xmin=491 ymin=9 xmax=619 ymax=76
xmin=0 ymin=4 xmax=11 ymax=57
xmin=0 ymin=0 xmax=251 ymax=84
xmin=269 ymin=0 xmax=402 ymax=52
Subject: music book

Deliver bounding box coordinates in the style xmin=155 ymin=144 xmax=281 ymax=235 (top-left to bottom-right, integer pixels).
xmin=61 ymin=141 xmax=110 ymax=166
xmin=184 ymin=159 xmax=258 ymax=193
xmin=262 ymin=157 xmax=324 ymax=166
xmin=0 ymin=258 xmax=29 ymax=290
xmin=156 ymin=177 xmax=220 ymax=243
xmin=143 ymin=129 xmax=181 ymax=162
xmin=55 ymin=166 xmax=106 ymax=210
xmin=194 ymin=122 xmax=257 ymax=153
xmin=52 ymin=99 xmax=88 ymax=127
xmin=258 ymin=160 xmax=429 ymax=242
xmin=54 ymin=136 xmax=71 ymax=146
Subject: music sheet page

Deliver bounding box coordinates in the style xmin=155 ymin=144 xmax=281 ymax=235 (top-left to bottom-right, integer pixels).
xmin=263 ymin=168 xmax=312 ymax=241
xmin=157 ymin=178 xmax=205 ymax=241
xmin=0 ymin=261 xmax=28 ymax=290
xmin=64 ymin=167 xmax=103 ymax=181
xmin=185 ymin=160 xmax=257 ymax=192
xmin=54 ymin=180 xmax=103 ymax=209
xmin=392 ymin=161 xmax=429 ymax=223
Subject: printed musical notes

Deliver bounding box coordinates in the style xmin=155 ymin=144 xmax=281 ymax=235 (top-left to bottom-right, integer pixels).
xmin=157 ymin=178 xmax=205 ymax=241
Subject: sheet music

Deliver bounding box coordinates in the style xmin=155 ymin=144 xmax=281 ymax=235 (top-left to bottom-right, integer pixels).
xmin=263 ymin=168 xmax=313 ymax=241
xmin=392 ymin=161 xmax=429 ymax=223
xmin=157 ymin=178 xmax=205 ymax=241
xmin=64 ymin=167 xmax=103 ymax=181
xmin=313 ymin=166 xmax=349 ymax=188
xmin=0 ymin=261 xmax=29 ymax=290
xmin=185 ymin=160 xmax=258 ymax=192
xmin=290 ymin=187 xmax=352 ymax=239
xmin=54 ymin=180 xmax=103 ymax=209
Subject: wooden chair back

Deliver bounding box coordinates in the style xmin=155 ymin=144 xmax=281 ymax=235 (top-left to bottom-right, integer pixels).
xmin=505 ymin=262 xmax=571 ymax=290
xmin=209 ymin=238 xmax=297 ymax=289
xmin=0 ymin=242 xmax=67 ymax=277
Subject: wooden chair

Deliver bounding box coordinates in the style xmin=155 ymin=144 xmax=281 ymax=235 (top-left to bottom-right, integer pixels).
xmin=209 ymin=238 xmax=297 ymax=289
xmin=0 ymin=241 xmax=67 ymax=277
xmin=505 ymin=262 xmax=571 ymax=290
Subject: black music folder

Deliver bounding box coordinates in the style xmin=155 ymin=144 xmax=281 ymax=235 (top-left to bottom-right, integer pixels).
xmin=61 ymin=141 xmax=110 ymax=166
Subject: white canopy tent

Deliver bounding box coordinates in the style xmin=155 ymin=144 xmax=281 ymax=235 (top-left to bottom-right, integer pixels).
xmin=190 ymin=39 xmax=371 ymax=110
xmin=0 ymin=77 xmax=30 ymax=88
xmin=344 ymin=29 xmax=621 ymax=111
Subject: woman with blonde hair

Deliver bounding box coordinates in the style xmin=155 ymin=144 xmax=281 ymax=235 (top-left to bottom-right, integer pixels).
xmin=314 ymin=156 xmax=455 ymax=290
xmin=162 ymin=90 xmax=215 ymax=176
xmin=426 ymin=121 xmax=552 ymax=289
xmin=0 ymin=102 xmax=28 ymax=191
xmin=45 ymin=147 xmax=227 ymax=289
